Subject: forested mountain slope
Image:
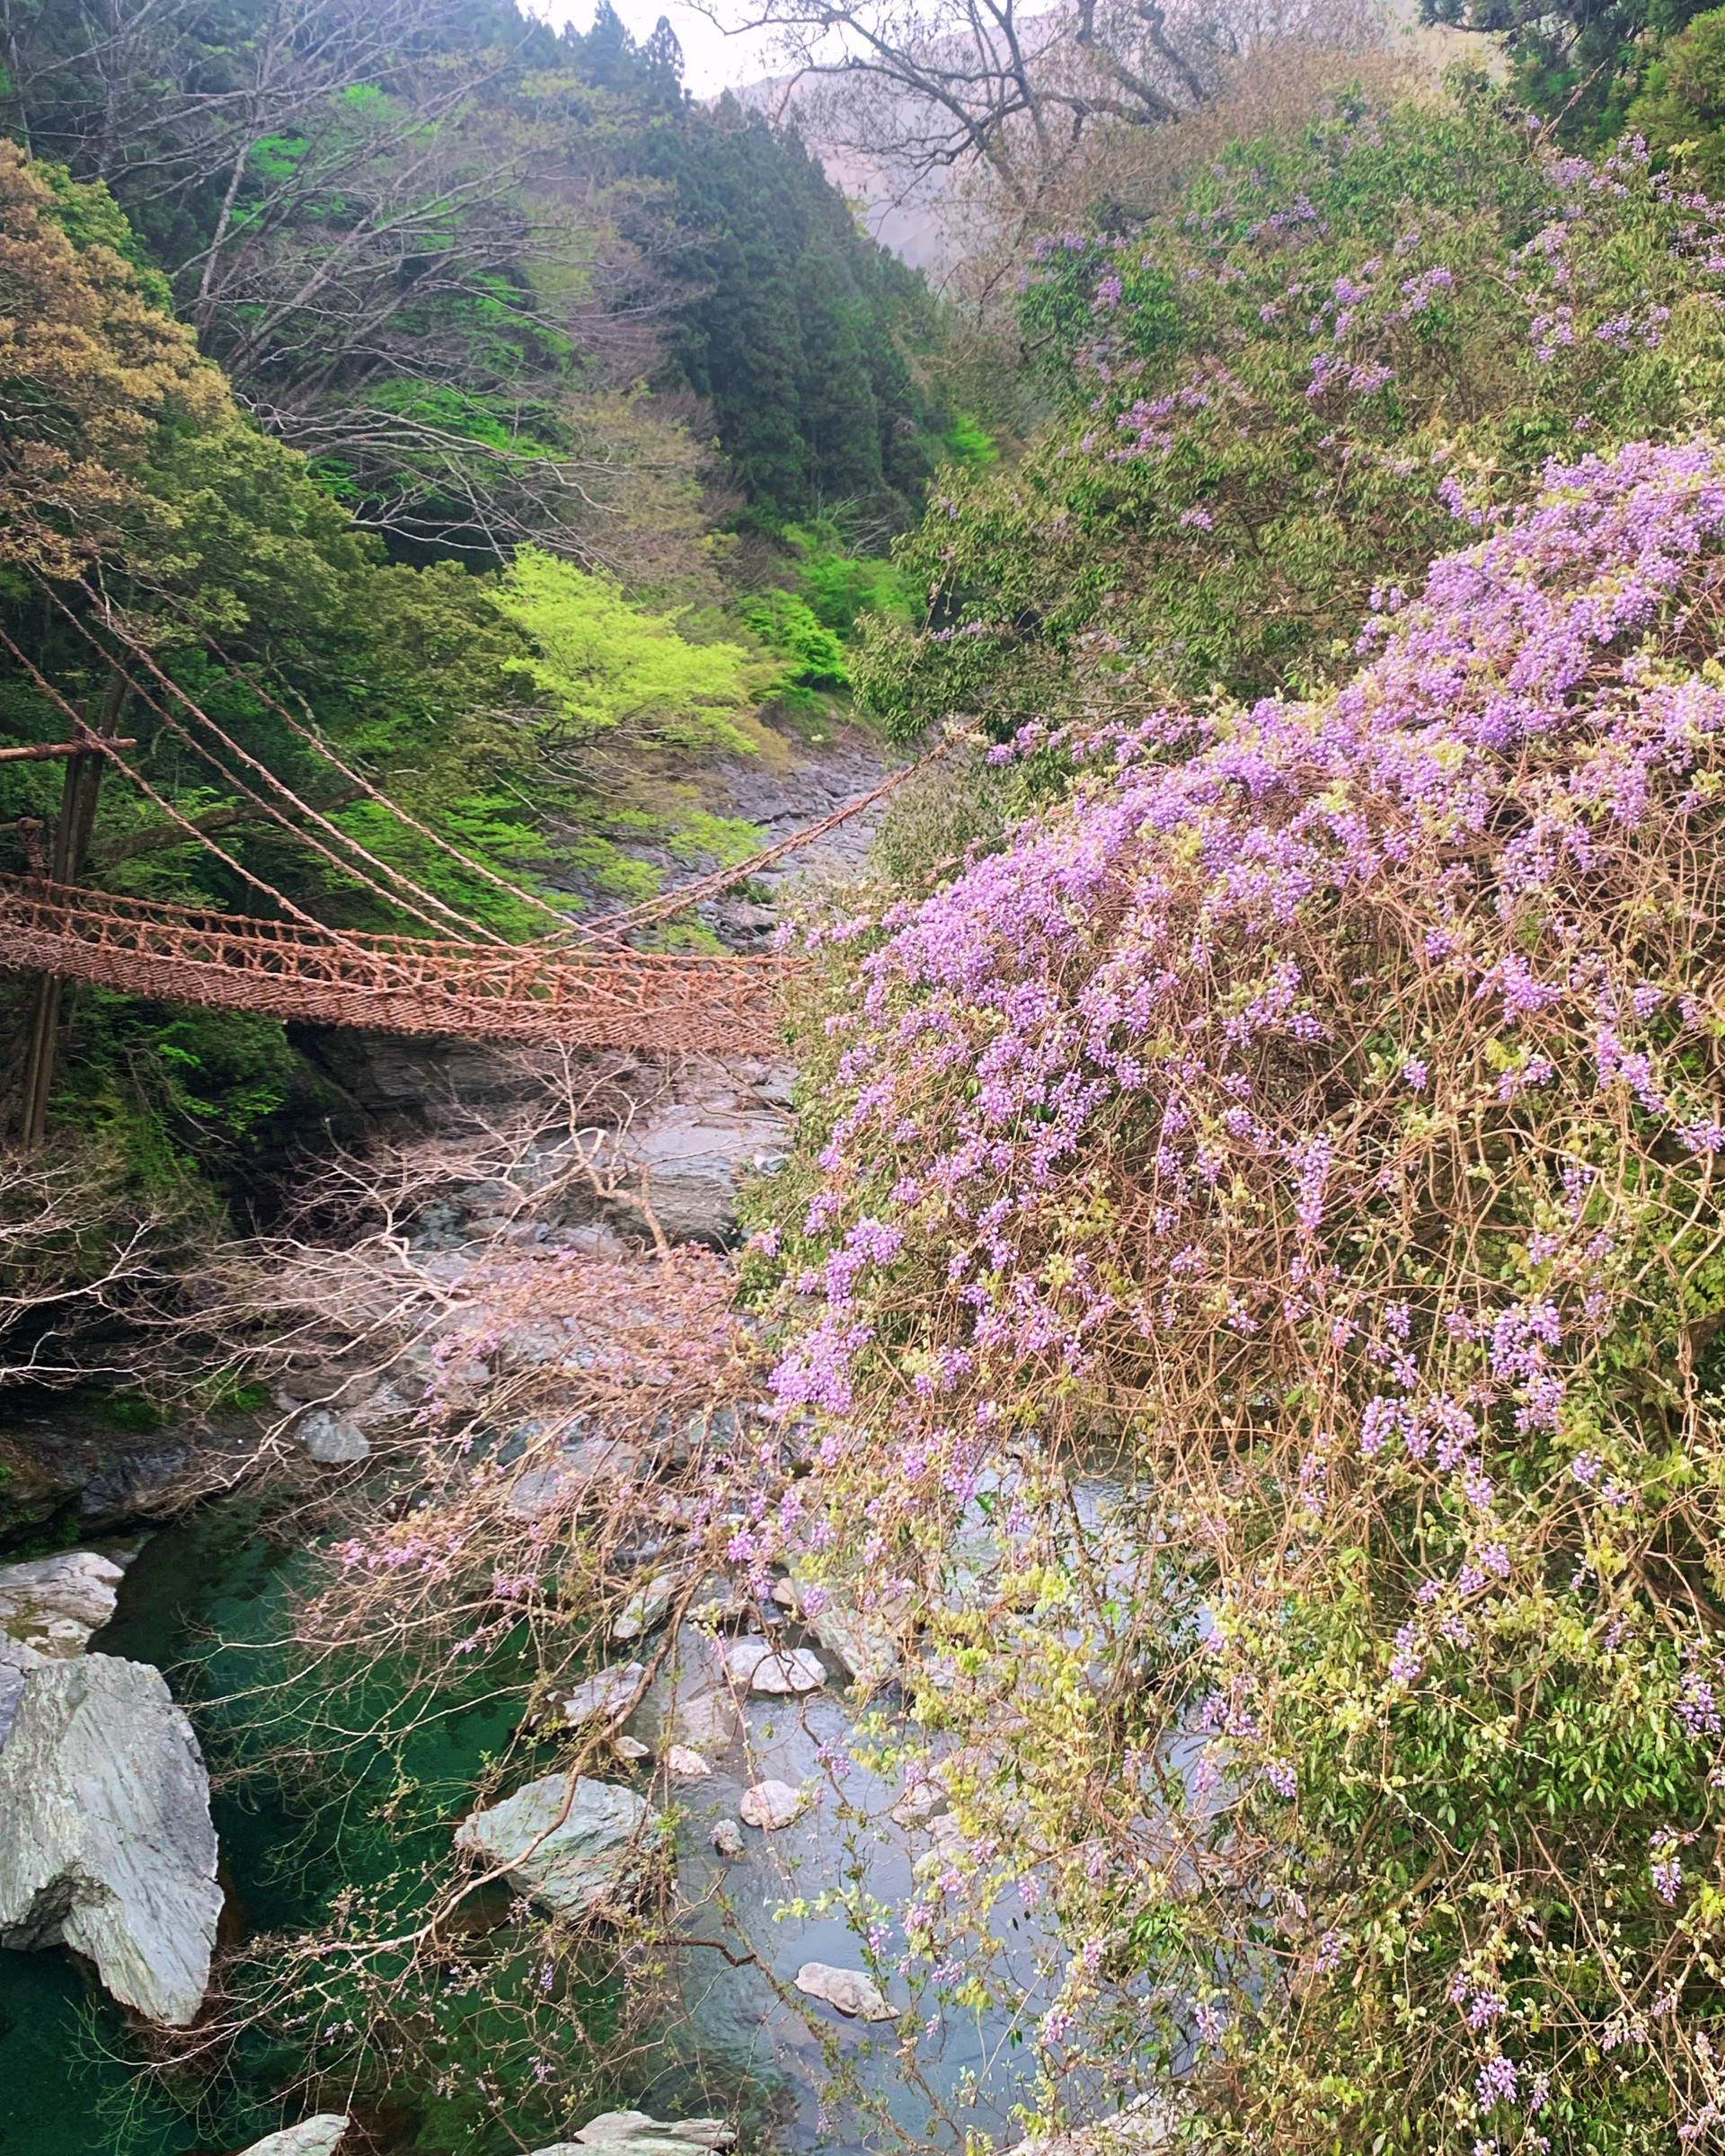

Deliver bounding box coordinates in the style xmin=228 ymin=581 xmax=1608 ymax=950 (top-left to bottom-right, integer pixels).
xmin=0 ymin=0 xmax=960 ymax=1194
xmin=0 ymin=0 xmax=951 ymax=552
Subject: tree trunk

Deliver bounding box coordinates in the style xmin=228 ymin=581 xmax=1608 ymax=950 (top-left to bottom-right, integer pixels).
xmin=12 ymin=667 xmax=127 ymax=1147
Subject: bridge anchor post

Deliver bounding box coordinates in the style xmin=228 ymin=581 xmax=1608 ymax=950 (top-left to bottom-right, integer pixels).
xmin=8 ymin=667 xmax=124 ymax=1148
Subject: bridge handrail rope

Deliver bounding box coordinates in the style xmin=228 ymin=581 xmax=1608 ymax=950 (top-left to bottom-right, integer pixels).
xmin=571 ymin=733 xmax=960 ymax=938
xmin=3 ymin=579 xmax=963 ymax=1066
xmin=0 ymin=876 xmax=782 ymax=1048
xmin=87 ymin=578 xmax=956 ymax=952
xmin=125 ymin=581 xmax=602 ymax=941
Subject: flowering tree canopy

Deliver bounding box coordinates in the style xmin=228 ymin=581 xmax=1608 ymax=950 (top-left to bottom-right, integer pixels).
xmin=765 ymin=437 xmax=1725 ymax=2151
xmin=861 ymin=99 xmax=1725 ymax=739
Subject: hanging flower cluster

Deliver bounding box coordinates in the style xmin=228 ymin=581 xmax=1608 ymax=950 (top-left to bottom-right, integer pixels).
xmin=765 ymin=437 xmax=1725 ymax=2152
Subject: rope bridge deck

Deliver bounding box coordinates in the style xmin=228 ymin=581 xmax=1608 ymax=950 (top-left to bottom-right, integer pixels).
xmin=0 ymin=879 xmax=785 ymax=1050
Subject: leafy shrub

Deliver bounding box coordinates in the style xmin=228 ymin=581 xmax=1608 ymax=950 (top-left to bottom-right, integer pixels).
xmin=496 ymin=546 xmax=765 ymax=753
xmin=784 ymin=523 xmax=914 ymax=633
xmin=762 ymin=437 xmax=1725 ymax=2152
xmin=859 ymin=97 xmax=1725 ymax=740
xmin=738 ymin=587 xmax=850 ymax=688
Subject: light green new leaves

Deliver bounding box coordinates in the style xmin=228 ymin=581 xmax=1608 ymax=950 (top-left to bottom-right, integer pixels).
xmin=496 ymin=545 xmax=768 ymax=756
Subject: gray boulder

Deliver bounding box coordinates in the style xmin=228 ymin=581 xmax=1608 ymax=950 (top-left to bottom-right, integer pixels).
xmin=1009 ymin=2100 xmax=1182 ymax=2155
xmin=739 ymin=1779 xmax=806 ymax=1830
xmin=804 ymin=1601 xmax=900 ymax=1691
xmin=0 ymin=1549 xmax=125 ymax=1746
xmin=794 ymin=1960 xmax=896 ymax=2021
xmin=505 ymin=1436 xmax=641 ymax=1521
xmin=605 ymin=1074 xmax=789 ymax=1247
xmin=530 ymin=2111 xmax=735 ymax=2155
xmin=455 ymin=1773 xmax=658 ymax=1917
xmin=612 ymin=1572 xmax=680 ymax=1642
xmin=237 ymin=2118 xmax=351 ymax=2156
xmin=0 ymin=1655 xmax=221 ymax=2025
xmin=295 ymin=1409 xmax=370 ymax=1465
xmin=723 ymin=1639 xmax=824 ymax=1695
xmin=563 ymin=1661 xmax=647 ymax=1726
xmin=625 ymin=1666 xmax=738 ymax=1756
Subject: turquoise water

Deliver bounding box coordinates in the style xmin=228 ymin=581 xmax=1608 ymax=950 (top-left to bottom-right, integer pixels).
xmin=0 ymin=1492 xmax=624 ymax=2156
xmin=0 ymin=1501 xmax=293 ymax=2156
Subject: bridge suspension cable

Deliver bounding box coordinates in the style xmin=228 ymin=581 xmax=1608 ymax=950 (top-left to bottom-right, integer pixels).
xmin=48 ymin=583 xmax=514 ymax=945
xmin=113 ymin=580 xmax=600 ymax=941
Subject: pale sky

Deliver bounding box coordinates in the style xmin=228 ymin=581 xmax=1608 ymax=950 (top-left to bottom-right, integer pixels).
xmin=528 ymin=0 xmax=777 ymax=94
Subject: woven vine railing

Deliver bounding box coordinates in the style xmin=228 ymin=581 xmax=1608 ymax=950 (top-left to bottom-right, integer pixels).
xmin=0 ymin=879 xmax=784 ymax=1049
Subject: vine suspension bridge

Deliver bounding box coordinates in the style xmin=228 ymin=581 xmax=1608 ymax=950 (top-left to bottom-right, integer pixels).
xmin=0 ymin=876 xmax=783 ymax=1052
xmin=0 ymin=582 xmax=946 ymax=1141
xmin=0 ymin=750 xmax=932 ymax=1050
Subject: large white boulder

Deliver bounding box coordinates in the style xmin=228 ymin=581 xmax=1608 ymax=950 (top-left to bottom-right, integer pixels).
xmin=0 ymin=1549 xmax=125 ymax=1745
xmin=531 ymin=2110 xmax=736 ymax=2155
xmin=454 ymin=1773 xmax=658 ymax=1917
xmin=739 ymin=1779 xmax=806 ymax=1831
xmin=0 ymin=1654 xmax=221 ymax=2025
xmin=612 ymin=1572 xmax=681 ymax=1642
xmin=236 ymin=2118 xmax=351 ymax=2156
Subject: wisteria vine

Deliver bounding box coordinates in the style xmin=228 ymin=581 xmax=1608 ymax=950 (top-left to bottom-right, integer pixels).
xmin=763 ymin=437 xmax=1725 ymax=2152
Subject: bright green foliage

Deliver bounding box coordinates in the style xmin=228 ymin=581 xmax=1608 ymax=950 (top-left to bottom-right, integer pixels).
xmin=937 ymin=410 xmax=997 ymax=468
xmin=784 ymin=524 xmax=913 ymax=633
xmin=738 ymin=588 xmax=850 ymax=689
xmin=858 ymin=90 xmax=1725 ymax=741
xmin=496 ymin=545 xmax=764 ymax=753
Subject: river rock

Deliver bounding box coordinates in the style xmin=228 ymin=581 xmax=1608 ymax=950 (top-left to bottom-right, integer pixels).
xmin=0 ymin=1549 xmax=126 ymax=1745
xmin=686 ymin=1571 xmax=748 ymax=1625
xmin=295 ymin=1409 xmax=370 ymax=1464
xmin=1009 ymin=2099 xmax=1183 ymax=2154
xmin=455 ymin=1773 xmax=658 ymax=1916
xmin=722 ymin=1639 xmax=824 ymax=1695
xmin=805 ymin=1601 xmax=900 ymax=1691
xmin=710 ymin=1817 xmax=744 ymax=1858
xmin=666 ymin=1745 xmax=712 ymax=1779
xmin=0 ymin=1655 xmax=221 ymax=2025
xmin=506 ymin=1436 xmax=641 ymax=1521
xmin=794 ymin=1960 xmax=896 ymax=2021
xmin=563 ymin=1661 xmax=646 ymax=1725
xmin=625 ymin=1671 xmax=738 ymax=1755
xmin=739 ymin=1778 xmax=806 ymax=1830
xmin=237 ymin=2118 xmax=351 ymax=2156
xmin=612 ymin=1572 xmax=680 ymax=1642
xmin=604 ymin=1071 xmax=790 ymax=1247
xmin=527 ymin=2111 xmax=735 ymax=2154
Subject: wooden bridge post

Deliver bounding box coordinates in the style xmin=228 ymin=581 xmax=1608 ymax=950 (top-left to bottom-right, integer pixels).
xmin=13 ymin=667 xmax=125 ymax=1148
